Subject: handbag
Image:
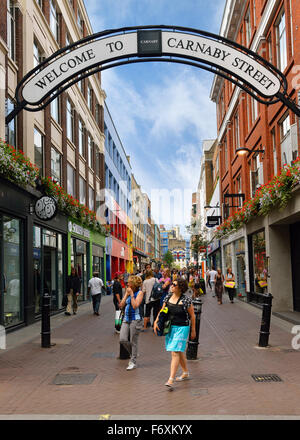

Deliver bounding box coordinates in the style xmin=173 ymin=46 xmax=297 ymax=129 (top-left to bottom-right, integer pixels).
xmin=62 ymin=294 xmax=68 ymax=307
xmin=258 ymin=280 xmax=267 ymax=288
xmin=156 ymin=306 xmax=170 ymax=336
xmin=224 ymin=281 xmax=235 ymax=288
xmin=115 ymin=309 xmax=123 ymax=330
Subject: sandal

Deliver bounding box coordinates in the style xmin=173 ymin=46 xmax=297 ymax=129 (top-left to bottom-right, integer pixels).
xmin=165 ymin=377 xmax=175 ymax=388
xmin=175 ymin=372 xmax=190 ymax=381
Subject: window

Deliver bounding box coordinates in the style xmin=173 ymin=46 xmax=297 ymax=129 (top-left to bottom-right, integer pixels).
xmin=5 ymin=97 xmax=16 ymax=147
xmin=275 ymin=8 xmax=287 ymax=72
xmin=67 ymin=163 xmax=75 ymax=197
xmin=253 ymin=0 xmax=256 ymax=27
xmin=270 ymin=128 xmax=277 ymax=175
xmin=280 ymin=113 xmax=290 ymax=139
xmin=78 ymin=119 xmax=85 ymax=157
xmin=95 ymin=147 xmax=100 ymax=177
xmin=50 ymin=0 xmax=59 ymax=42
xmin=267 ymin=34 xmax=272 ymax=64
xmin=79 ymin=176 xmax=86 ymax=205
xmin=224 ymin=137 xmax=228 ymax=171
xmin=77 ymin=8 xmax=83 ymax=35
xmin=251 ymin=96 xmax=258 ymax=123
xmin=89 ymin=186 xmax=94 ymax=211
xmin=51 ymin=147 xmax=61 ymax=184
xmin=234 ymin=111 xmax=240 ymax=150
xmin=88 ymin=135 xmax=93 ymax=168
xmin=34 ymin=127 xmax=44 ymax=174
xmin=66 ymin=98 xmax=74 ymax=142
xmin=33 ymin=40 xmax=43 ymax=67
xmin=51 ymin=96 xmax=60 ymax=124
xmin=7 ymin=0 xmax=16 ymax=60
xmin=95 ymin=103 xmax=101 ymax=126
xmin=250 ymin=155 xmax=261 ymax=197
xmin=87 ymin=85 xmax=92 ymax=111
xmin=235 ymin=175 xmax=243 ymax=207
xmin=245 ymin=6 xmax=251 ymax=46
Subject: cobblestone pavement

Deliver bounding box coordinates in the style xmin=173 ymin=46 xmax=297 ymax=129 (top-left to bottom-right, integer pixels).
xmin=0 ymin=289 xmax=300 ymax=419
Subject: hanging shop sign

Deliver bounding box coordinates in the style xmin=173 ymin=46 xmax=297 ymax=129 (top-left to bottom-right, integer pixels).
xmin=34 ymin=196 xmax=57 ymax=221
xmin=206 ymin=216 xmax=222 ymax=228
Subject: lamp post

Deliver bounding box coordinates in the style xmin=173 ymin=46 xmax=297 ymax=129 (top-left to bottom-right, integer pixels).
xmin=236 ymin=147 xmax=265 ymax=156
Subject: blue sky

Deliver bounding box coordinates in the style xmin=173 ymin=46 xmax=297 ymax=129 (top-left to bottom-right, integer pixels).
xmin=84 ymin=0 xmax=226 ymax=234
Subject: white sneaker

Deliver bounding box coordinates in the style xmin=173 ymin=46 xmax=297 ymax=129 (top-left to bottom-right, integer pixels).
xmin=126 ymin=362 xmax=137 ymax=370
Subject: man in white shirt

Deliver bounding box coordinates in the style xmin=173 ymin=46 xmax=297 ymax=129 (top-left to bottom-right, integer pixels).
xmin=209 ymin=267 xmax=218 ymax=297
xmin=88 ymin=272 xmax=104 ymax=316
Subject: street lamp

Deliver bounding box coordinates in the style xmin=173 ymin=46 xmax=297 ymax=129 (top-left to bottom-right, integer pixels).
xmin=236 ymin=147 xmax=265 ymax=156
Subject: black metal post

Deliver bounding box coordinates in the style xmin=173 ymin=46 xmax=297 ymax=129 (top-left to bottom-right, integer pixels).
xmin=258 ymin=293 xmax=273 ymax=347
xmin=41 ymin=292 xmax=51 ymax=348
xmin=186 ymin=298 xmax=202 ymax=360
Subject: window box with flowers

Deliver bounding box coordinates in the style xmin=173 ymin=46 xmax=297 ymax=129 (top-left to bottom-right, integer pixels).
xmin=215 ymin=158 xmax=300 ymax=239
xmin=0 ymin=140 xmax=109 ymax=237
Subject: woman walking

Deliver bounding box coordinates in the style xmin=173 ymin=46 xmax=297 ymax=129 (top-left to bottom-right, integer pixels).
xmin=119 ymin=275 xmax=144 ymax=370
xmin=215 ymin=268 xmax=224 ymax=305
xmin=112 ymin=273 xmax=123 ymax=311
xmin=154 ymin=278 xmax=196 ymax=389
xmin=142 ymin=270 xmax=160 ymax=329
xmin=225 ymin=267 xmax=236 ymax=303
xmin=159 ymin=269 xmax=171 ymax=307
xmin=65 ymin=266 xmax=81 ymax=316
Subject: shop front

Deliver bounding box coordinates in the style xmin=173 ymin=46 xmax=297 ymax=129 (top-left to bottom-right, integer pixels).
xmin=68 ymin=220 xmax=106 ymax=301
xmin=0 ymin=177 xmax=68 ymax=329
xmin=248 ymin=229 xmax=268 ymax=294
xmin=207 ymin=239 xmax=221 ymax=270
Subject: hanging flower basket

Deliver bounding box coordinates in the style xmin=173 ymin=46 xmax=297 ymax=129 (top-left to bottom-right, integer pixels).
xmin=215 ymin=158 xmax=300 ymax=239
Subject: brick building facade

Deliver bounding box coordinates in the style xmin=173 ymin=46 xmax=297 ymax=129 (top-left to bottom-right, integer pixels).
xmin=210 ymin=0 xmax=300 ymax=316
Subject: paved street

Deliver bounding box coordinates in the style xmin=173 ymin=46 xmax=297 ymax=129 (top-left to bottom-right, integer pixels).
xmin=0 ymin=289 xmax=300 ymax=420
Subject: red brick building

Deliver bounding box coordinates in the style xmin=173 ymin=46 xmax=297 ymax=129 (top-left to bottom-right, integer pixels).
xmin=210 ymin=0 xmax=300 ymax=317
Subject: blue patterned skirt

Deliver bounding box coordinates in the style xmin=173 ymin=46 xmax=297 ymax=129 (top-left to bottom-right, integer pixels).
xmin=165 ymin=325 xmax=190 ymax=352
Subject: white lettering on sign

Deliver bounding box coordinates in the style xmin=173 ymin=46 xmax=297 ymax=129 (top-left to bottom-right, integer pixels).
xmin=21 ymin=31 xmax=281 ymax=104
xmin=22 ymin=33 xmax=138 ymax=104
xmin=68 ymin=221 xmax=90 ymax=238
xmin=162 ymin=32 xmax=280 ymax=97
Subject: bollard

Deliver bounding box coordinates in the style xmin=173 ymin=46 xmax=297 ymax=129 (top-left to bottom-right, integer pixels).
xmin=186 ymin=297 xmax=202 ymax=360
xmin=258 ymin=293 xmax=273 ymax=347
xmin=41 ymin=292 xmax=51 ymax=348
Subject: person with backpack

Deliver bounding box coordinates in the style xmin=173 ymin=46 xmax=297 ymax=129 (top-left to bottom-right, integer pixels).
xmin=159 ymin=269 xmax=171 ymax=306
xmin=153 ymin=277 xmax=196 ymax=389
xmin=142 ymin=269 xmax=160 ymax=330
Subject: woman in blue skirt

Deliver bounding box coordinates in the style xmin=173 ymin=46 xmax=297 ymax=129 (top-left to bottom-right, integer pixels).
xmin=154 ymin=278 xmax=196 ymax=389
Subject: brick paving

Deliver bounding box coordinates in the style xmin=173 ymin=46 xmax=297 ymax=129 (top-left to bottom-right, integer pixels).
xmin=0 ymin=289 xmax=300 ymax=418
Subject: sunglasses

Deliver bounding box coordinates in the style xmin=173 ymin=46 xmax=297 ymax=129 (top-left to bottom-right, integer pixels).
xmin=171 ymin=282 xmax=178 ymax=287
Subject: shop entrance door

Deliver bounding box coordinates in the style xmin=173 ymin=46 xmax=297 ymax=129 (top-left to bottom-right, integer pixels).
xmin=290 ymin=222 xmax=300 ymax=312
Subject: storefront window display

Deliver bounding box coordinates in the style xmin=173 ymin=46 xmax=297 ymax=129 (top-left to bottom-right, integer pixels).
xmin=224 ymin=244 xmax=233 ymax=272
xmin=33 ymin=226 xmax=65 ymax=314
xmin=2 ymin=216 xmax=22 ymax=327
xmin=71 ymin=238 xmax=88 ymax=301
xmin=92 ymin=244 xmax=104 ymax=280
xmin=252 ymin=230 xmax=268 ymax=293
xmin=234 ymin=238 xmax=246 ymax=297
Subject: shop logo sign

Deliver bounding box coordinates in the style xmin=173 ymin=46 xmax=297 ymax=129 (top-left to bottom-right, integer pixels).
xmin=0 ymin=325 xmax=6 ymax=350
xmin=35 ymin=196 xmax=57 ymax=221
xmin=68 ymin=221 xmax=90 ymax=238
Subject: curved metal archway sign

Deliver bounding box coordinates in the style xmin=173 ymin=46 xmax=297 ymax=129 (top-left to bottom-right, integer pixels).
xmin=6 ymin=25 xmax=300 ymax=124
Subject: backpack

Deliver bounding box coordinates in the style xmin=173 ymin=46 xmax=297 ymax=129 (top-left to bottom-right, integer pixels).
xmin=150 ymin=281 xmax=163 ymax=300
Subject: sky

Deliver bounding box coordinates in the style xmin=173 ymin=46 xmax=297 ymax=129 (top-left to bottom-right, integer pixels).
xmin=84 ymin=0 xmax=226 ymax=236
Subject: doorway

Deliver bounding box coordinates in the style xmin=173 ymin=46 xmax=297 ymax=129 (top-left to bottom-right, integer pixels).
xmin=290 ymin=221 xmax=300 ymax=312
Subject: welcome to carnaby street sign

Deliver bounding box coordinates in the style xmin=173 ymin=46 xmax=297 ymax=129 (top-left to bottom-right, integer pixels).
xmin=7 ymin=25 xmax=300 ymax=124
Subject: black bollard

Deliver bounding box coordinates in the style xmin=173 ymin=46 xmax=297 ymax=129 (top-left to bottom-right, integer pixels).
xmin=41 ymin=292 xmax=51 ymax=348
xmin=186 ymin=297 xmax=202 ymax=360
xmin=258 ymin=293 xmax=273 ymax=347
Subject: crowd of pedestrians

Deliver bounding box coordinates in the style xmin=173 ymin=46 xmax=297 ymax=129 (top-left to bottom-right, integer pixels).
xmin=62 ymin=262 xmax=237 ymax=388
